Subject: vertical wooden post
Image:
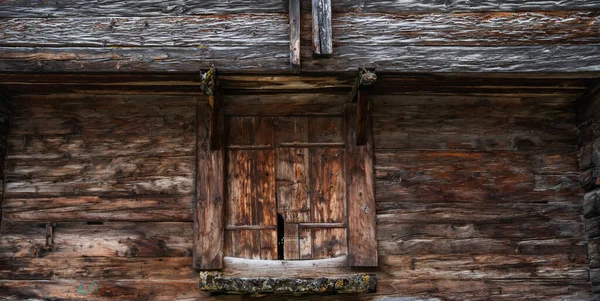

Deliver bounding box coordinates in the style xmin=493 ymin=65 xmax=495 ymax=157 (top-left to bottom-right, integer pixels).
xmin=356 ymin=90 xmax=369 ymax=146
xmin=345 ymin=103 xmax=377 ymax=267
xmin=577 ymin=82 xmax=600 ymax=293
xmin=289 ymin=0 xmax=301 ymax=74
xmin=194 ymin=100 xmax=225 ymax=270
xmin=311 ymin=0 xmax=332 ymax=56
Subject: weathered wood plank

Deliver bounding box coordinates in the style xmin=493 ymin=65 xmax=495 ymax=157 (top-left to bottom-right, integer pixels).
xmin=345 ymin=103 xmax=377 ymax=267
xmin=276 ymin=147 xmax=310 ymax=223
xmin=302 ymin=11 xmax=600 ymax=46
xmin=310 ymin=228 xmax=347 ymax=259
xmin=11 ymin=94 xmax=199 ymax=119
xmin=308 ymin=117 xmax=344 ymax=143
xmin=0 ymin=16 xmax=289 ymax=47
xmin=300 ymin=45 xmax=600 ymax=73
xmin=376 ymin=203 xmax=583 ymax=225
xmin=0 ymin=257 xmax=197 ymax=280
xmin=0 ymin=279 xmax=208 ymax=301
xmin=0 ymin=222 xmax=193 ymax=258
xmin=224 ymin=230 xmax=260 ymax=260
xmin=284 ymin=223 xmax=300 ymax=260
xmin=3 ymin=196 xmax=193 ymax=221
xmin=310 ymin=148 xmax=345 ymax=223
xmin=312 ymin=0 xmax=333 ymax=56
xmin=226 ymin=150 xmax=253 ymax=226
xmin=260 ymin=229 xmax=278 ymax=260
xmin=1 ymin=45 xmax=600 ymax=73
xmin=254 ymin=149 xmax=276 ymax=227
xmin=275 ymin=117 xmax=309 ymax=145
xmin=2 ymin=0 xmax=600 ymax=18
xmin=194 ymin=102 xmax=224 ymax=269
xmin=290 ymin=0 xmax=301 ymax=74
xmin=379 ymin=237 xmax=586 ymax=256
xmin=226 ymin=94 xmax=347 ymax=116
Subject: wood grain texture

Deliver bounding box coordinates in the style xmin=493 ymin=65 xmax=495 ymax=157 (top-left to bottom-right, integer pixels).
xmin=284 ymin=223 xmax=300 ymax=260
xmin=345 ymin=103 xmax=378 ymax=267
xmin=312 ymin=0 xmax=333 ymax=55
xmin=276 ymin=147 xmax=310 ymax=223
xmin=310 ymin=148 xmax=345 ymax=223
xmin=1 ymin=0 xmax=600 ymax=18
xmin=1 ymin=45 xmax=600 ymax=73
xmin=0 ymin=221 xmax=193 ymax=258
xmin=194 ymin=102 xmax=224 ymax=269
xmin=0 ymin=12 xmax=599 ymax=48
xmin=290 ymin=0 xmax=301 ymax=73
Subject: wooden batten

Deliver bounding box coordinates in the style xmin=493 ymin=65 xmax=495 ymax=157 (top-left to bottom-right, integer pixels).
xmin=193 ymin=102 xmax=225 ymax=270
xmin=289 ymin=0 xmax=301 ymax=74
xmin=344 ymin=104 xmax=377 ymax=267
xmin=311 ymin=0 xmax=332 ymax=56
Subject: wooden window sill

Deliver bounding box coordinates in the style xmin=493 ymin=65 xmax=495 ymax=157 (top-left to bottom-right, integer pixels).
xmin=198 ymin=256 xmax=376 ymax=295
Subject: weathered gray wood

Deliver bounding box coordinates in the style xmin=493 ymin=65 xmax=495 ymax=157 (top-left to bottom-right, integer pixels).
xmin=584 ymin=189 xmax=600 ymax=219
xmin=344 ymin=104 xmax=377 ymax=267
xmin=0 ymin=16 xmax=288 ymax=47
xmin=1 ymin=12 xmax=599 ymax=48
xmin=2 ymin=0 xmax=599 ymax=18
xmin=311 ymin=0 xmax=333 ymax=56
xmin=289 ymin=0 xmax=301 ymax=74
xmin=581 ymin=168 xmax=600 ymax=191
xmin=1 ymin=45 xmax=599 ymax=73
xmin=194 ymin=103 xmax=224 ymax=270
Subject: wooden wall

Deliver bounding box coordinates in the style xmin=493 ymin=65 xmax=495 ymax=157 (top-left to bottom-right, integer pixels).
xmin=0 ymin=89 xmax=595 ymax=300
xmin=0 ymin=0 xmax=599 ymax=73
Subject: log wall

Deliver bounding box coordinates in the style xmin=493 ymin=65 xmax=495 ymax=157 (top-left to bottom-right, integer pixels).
xmin=0 ymin=89 xmax=594 ymax=300
xmin=0 ymin=1 xmax=599 ymax=73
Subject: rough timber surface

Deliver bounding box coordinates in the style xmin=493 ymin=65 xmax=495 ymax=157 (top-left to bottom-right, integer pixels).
xmin=0 ymin=45 xmax=600 ymax=73
xmin=1 ymin=0 xmax=600 ymax=17
xmin=0 ymin=81 xmax=595 ymax=300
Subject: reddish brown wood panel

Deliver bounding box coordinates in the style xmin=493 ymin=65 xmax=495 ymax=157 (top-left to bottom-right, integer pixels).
xmin=345 ymin=103 xmax=378 ymax=267
xmin=260 ymin=229 xmax=278 ymax=260
xmin=311 ymin=228 xmax=347 ymax=259
xmin=226 ymin=150 xmax=253 ymax=226
xmin=284 ymin=223 xmax=300 ymax=260
xmin=224 ymin=230 xmax=261 ymax=259
xmin=227 ymin=116 xmax=274 ymax=147
xmin=276 ymin=147 xmax=310 ymax=223
xmin=254 ymin=149 xmax=276 ymax=227
xmin=194 ymin=102 xmax=225 ymax=270
xmin=274 ymin=116 xmax=309 ymax=144
xmin=310 ymin=148 xmax=345 ymax=223
xmin=308 ymin=116 xmax=343 ymax=143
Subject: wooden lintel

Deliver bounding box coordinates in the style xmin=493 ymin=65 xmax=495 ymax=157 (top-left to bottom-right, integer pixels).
xmin=311 ymin=0 xmax=332 ymax=56
xmin=289 ymin=0 xmax=301 ymax=74
xmin=350 ymin=68 xmax=377 ymax=103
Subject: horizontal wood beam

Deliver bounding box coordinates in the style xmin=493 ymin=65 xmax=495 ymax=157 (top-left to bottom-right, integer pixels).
xmin=1 ymin=0 xmax=599 ymax=17
xmin=1 ymin=12 xmax=598 ymax=48
xmin=1 ymin=45 xmax=599 ymax=73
